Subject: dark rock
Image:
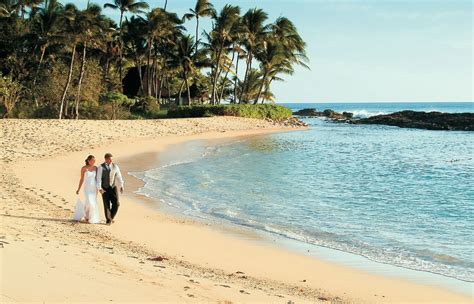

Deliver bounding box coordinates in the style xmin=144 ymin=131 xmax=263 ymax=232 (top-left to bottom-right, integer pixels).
xmin=293 ymin=108 xmax=353 ymax=120
xmin=353 ymin=111 xmax=474 ymax=131
xmin=343 ymin=112 xmax=353 ymax=119
xmin=292 ymin=108 xmax=320 ymax=116
xmin=147 ymin=256 xmax=168 ymax=262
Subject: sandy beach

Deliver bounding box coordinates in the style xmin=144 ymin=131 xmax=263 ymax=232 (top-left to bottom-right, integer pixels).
xmin=1 ymin=117 xmax=471 ymax=304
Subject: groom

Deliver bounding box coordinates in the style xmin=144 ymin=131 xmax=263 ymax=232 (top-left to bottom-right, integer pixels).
xmin=97 ymin=153 xmax=124 ymax=225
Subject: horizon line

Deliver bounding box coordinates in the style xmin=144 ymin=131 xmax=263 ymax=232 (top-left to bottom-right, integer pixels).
xmin=278 ymin=101 xmax=474 ymax=104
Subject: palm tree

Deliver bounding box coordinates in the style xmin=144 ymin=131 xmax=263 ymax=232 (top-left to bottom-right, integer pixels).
xmin=58 ymin=3 xmax=83 ymax=119
xmin=123 ymin=16 xmax=147 ymax=95
xmin=253 ymin=16 xmax=308 ymax=104
xmin=30 ymin=0 xmax=63 ymax=106
xmin=143 ymin=8 xmax=184 ymax=97
xmin=169 ymin=35 xmax=208 ymax=105
xmin=103 ymin=0 xmax=149 ymax=82
xmin=239 ymin=8 xmax=269 ymax=103
xmin=253 ymin=41 xmax=286 ymax=104
xmin=73 ymin=4 xmax=107 ymax=119
xmin=206 ymin=4 xmax=240 ymax=104
xmin=183 ymin=0 xmax=215 ymax=57
xmin=237 ymin=68 xmax=263 ymax=102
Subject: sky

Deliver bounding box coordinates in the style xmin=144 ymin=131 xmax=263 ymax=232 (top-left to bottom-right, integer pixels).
xmin=69 ymin=0 xmax=472 ymax=103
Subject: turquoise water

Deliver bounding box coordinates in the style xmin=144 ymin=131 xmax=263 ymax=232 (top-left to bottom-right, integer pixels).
xmin=133 ymin=102 xmax=474 ymax=283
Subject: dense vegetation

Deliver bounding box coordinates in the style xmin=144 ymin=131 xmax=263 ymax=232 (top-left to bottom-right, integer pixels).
xmin=0 ymin=0 xmax=308 ymax=119
xmin=168 ymin=104 xmax=293 ymax=121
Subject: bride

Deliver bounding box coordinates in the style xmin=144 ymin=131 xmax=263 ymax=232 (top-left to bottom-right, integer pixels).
xmin=73 ymin=155 xmax=100 ymax=224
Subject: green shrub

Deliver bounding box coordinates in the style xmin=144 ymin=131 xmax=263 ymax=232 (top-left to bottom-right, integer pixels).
xmin=132 ymin=96 xmax=167 ymax=118
xmin=35 ymin=103 xmax=59 ymax=118
xmin=100 ymin=92 xmax=135 ymax=120
xmin=167 ymin=104 xmax=292 ymax=121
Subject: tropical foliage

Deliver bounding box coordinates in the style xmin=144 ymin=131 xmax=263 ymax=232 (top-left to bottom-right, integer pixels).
xmin=0 ymin=0 xmax=308 ymax=119
xmin=168 ymin=104 xmax=292 ymax=121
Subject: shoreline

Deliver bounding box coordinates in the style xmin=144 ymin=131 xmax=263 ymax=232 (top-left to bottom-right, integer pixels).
xmin=2 ymin=117 xmax=472 ymax=303
xmin=122 ymin=131 xmax=473 ymax=297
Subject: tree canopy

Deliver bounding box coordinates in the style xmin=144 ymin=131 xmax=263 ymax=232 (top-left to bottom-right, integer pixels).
xmin=0 ymin=0 xmax=308 ymax=119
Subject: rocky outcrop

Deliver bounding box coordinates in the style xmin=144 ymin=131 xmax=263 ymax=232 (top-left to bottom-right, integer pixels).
xmin=353 ymin=111 xmax=474 ymax=131
xmin=292 ymin=108 xmax=320 ymax=116
xmin=293 ymin=108 xmax=353 ymax=120
xmin=266 ymin=117 xmax=308 ymax=128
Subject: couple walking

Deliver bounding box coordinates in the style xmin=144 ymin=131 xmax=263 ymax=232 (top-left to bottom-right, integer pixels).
xmin=73 ymin=153 xmax=124 ymax=225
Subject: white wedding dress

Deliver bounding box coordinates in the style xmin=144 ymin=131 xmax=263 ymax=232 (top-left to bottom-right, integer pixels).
xmin=73 ymin=170 xmax=100 ymax=224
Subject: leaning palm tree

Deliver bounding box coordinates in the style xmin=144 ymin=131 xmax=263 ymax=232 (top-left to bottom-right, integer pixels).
xmin=205 ymin=4 xmax=240 ymax=104
xmin=253 ymin=41 xmax=287 ymax=104
xmin=255 ymin=16 xmax=308 ymax=104
xmin=103 ymin=0 xmax=149 ymax=81
xmin=183 ymin=0 xmax=215 ymax=57
xmin=239 ymin=8 xmax=269 ymax=103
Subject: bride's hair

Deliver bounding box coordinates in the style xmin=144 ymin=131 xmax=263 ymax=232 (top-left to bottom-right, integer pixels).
xmin=85 ymin=155 xmax=95 ymax=166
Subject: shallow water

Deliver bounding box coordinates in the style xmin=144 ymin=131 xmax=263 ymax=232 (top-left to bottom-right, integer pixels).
xmin=133 ymin=102 xmax=474 ymax=284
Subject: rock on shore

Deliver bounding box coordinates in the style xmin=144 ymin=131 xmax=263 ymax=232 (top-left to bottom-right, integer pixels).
xmin=293 ymin=108 xmax=353 ymax=120
xmin=353 ymin=111 xmax=474 ymax=131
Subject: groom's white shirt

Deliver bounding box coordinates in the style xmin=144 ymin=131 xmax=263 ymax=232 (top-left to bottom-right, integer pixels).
xmin=96 ymin=163 xmax=124 ymax=190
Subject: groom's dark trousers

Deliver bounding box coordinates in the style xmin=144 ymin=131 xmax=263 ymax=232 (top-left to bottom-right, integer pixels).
xmin=102 ymin=186 xmax=119 ymax=223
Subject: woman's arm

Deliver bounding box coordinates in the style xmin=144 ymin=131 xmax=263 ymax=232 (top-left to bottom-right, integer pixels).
xmin=96 ymin=165 xmax=103 ymax=191
xmin=76 ymin=167 xmax=86 ymax=195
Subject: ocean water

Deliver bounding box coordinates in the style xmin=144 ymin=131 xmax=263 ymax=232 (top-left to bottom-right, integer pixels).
xmin=285 ymin=101 xmax=473 ymax=118
xmin=132 ymin=102 xmax=474 ymax=284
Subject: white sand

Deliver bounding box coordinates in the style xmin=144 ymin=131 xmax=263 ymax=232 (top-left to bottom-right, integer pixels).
xmin=1 ymin=117 xmax=471 ymax=303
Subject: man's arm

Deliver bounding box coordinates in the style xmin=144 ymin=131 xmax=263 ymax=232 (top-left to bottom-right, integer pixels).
xmin=115 ymin=165 xmax=124 ymax=193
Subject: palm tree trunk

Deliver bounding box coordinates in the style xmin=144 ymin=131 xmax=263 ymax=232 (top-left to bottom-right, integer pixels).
xmin=239 ymin=52 xmax=252 ymax=104
xmin=136 ymin=57 xmax=145 ymax=95
xmin=74 ymin=42 xmax=87 ymax=119
xmin=59 ymin=43 xmax=76 ymax=119
xmin=146 ymin=38 xmax=153 ymax=96
xmin=254 ymin=70 xmax=267 ymax=105
xmin=195 ymin=17 xmax=199 ymax=57
xmin=211 ymin=43 xmax=224 ymax=104
xmin=215 ymin=67 xmax=224 ymax=104
xmin=166 ymin=77 xmax=171 ymax=104
xmin=152 ymin=56 xmax=157 ymax=98
xmin=158 ymin=74 xmax=164 ymax=102
xmin=177 ymin=79 xmax=185 ymax=105
xmin=262 ymin=78 xmax=274 ymax=104
xmin=33 ymin=44 xmax=47 ymax=107
xmin=233 ymin=54 xmax=239 ymax=104
xmin=219 ymin=49 xmax=235 ymax=102
xmin=164 ymin=0 xmax=168 ymax=10
xmin=184 ymin=70 xmax=191 ymax=106
xmin=118 ymin=10 xmax=124 ymax=84
xmin=104 ymin=57 xmax=110 ymax=84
